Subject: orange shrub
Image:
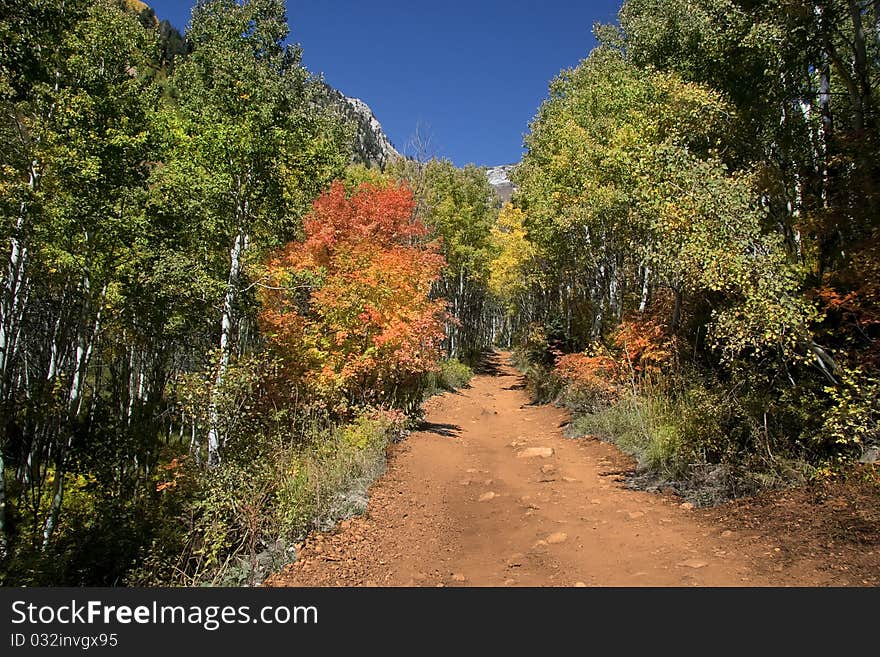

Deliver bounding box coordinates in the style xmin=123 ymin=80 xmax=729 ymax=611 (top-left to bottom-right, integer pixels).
xmin=554 ymin=351 xmax=620 ymax=404
xmin=611 ymin=318 xmax=673 ymax=373
xmin=259 ymin=181 xmax=447 ymax=412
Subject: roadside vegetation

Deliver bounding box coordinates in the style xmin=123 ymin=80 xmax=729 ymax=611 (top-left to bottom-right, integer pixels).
xmin=500 ymin=0 xmax=880 ymax=502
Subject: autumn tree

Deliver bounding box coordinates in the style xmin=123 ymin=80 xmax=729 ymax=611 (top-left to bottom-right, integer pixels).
xmin=259 ymin=181 xmax=447 ymax=413
xmin=157 ymin=0 xmax=349 ymax=464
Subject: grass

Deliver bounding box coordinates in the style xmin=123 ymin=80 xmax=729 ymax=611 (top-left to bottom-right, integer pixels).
xmin=122 ymin=409 xmax=408 ymax=587
xmin=567 ymin=391 xmax=689 ymax=480
xmin=564 ymin=374 xmax=816 ymax=505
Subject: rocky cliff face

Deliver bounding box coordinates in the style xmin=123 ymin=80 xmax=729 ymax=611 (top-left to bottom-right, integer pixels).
xmin=321 ymin=83 xmax=401 ymax=168
xmin=485 ymin=164 xmax=517 ymax=203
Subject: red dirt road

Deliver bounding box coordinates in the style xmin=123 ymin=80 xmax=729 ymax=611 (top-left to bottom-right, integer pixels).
xmin=266 ymin=353 xmax=876 ymax=587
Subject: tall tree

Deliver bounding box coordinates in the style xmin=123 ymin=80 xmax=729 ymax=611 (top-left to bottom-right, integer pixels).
xmin=160 ymin=0 xmax=348 ymax=464
xmin=1 ymin=0 xmax=161 ymax=552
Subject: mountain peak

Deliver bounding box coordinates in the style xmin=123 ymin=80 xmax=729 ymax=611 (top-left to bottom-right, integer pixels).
xmin=320 ymin=82 xmax=401 ymax=168
xmin=485 ymin=163 xmax=517 ymax=202
xmin=343 ymin=96 xmax=401 ymax=167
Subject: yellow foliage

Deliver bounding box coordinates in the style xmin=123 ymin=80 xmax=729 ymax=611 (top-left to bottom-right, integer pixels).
xmin=488 ymin=203 xmax=537 ymax=305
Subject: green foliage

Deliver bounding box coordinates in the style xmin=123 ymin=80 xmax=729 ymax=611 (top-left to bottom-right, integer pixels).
xmin=423 ymin=358 xmax=474 ymax=396
xmin=126 ymin=408 xmax=405 ymax=586
xmin=501 ymin=0 xmax=880 ymax=497
xmin=820 ymin=367 xmax=880 ymax=451
xmin=566 ymin=371 xmax=810 ymax=500
xmin=388 ymin=157 xmax=502 ymax=360
xmin=0 ymin=0 xmax=361 ymax=585
xmin=515 ymin=46 xmax=811 ymax=362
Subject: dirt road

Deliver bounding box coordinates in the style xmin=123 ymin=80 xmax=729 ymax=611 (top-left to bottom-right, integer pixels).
xmin=266 ymin=353 xmax=869 ymax=587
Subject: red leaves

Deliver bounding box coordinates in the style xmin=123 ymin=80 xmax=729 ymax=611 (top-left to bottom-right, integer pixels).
xmin=259 ymin=181 xmax=447 ymax=410
xmin=555 ymin=352 xmax=619 ymax=387
xmin=300 ymin=180 xmax=427 ymax=260
xmin=611 ymin=319 xmax=672 ymax=373
xmin=553 ymin=318 xmax=673 ymax=405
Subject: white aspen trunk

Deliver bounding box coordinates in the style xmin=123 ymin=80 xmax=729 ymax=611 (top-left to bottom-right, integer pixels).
xmin=207 ymin=226 xmax=246 ymax=466
xmin=818 ymin=43 xmax=833 ymax=208
xmin=126 ymin=346 xmax=137 ymax=425
xmin=41 ymin=463 xmax=65 ymax=549
xmin=68 ymin=277 xmax=91 ymax=407
xmin=0 ymin=170 xmax=35 ymax=393
xmin=43 ymin=283 xmax=105 ymax=550
xmin=609 ymin=262 xmax=621 ymax=322
xmin=639 ymin=265 xmax=651 ymax=313
xmin=46 ymin=319 xmax=63 ymax=381
xmin=68 ymin=282 xmax=106 ymax=416
xmin=190 ymin=419 xmax=200 ymax=461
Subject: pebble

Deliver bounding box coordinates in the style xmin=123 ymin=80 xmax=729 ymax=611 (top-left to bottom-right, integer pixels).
xmin=546 ymin=532 xmax=568 ymax=544
xmin=478 ymin=491 xmax=497 ymax=502
xmin=677 ymin=559 xmax=709 ymax=569
xmin=517 ymin=447 xmax=555 ymax=458
xmin=680 ymin=502 xmax=695 ymax=510
xmin=627 ymin=511 xmax=645 ymax=519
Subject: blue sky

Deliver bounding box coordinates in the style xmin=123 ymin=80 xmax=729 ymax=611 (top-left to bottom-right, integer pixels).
xmin=147 ymin=1 xmax=622 ymax=167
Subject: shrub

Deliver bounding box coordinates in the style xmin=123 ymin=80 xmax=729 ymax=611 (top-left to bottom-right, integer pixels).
xmin=554 ymin=351 xmax=620 ymax=412
xmin=424 ymin=358 xmax=473 ymax=395
xmin=127 ymin=408 xmax=407 ymax=587
xmin=258 ymin=181 xmax=447 ymax=414
xmin=820 ymin=367 xmax=880 ymax=454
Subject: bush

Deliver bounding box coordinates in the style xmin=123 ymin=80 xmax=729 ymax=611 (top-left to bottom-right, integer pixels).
xmin=126 ymin=408 xmax=408 ymax=586
xmin=554 ymin=351 xmax=620 ymax=412
xmin=565 ymin=369 xmax=818 ymax=503
xmin=424 ymin=358 xmax=473 ymax=395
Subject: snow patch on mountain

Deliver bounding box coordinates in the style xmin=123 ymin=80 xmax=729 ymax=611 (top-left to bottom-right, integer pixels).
xmin=485 ymin=164 xmax=518 ymax=202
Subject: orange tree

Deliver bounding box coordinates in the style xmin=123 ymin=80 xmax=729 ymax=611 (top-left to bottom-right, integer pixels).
xmin=259 ymin=181 xmax=447 ymax=414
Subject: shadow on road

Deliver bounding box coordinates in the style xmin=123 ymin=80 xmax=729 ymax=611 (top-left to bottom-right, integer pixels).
xmin=417 ymin=421 xmax=462 ymax=438
xmin=471 ymin=350 xmax=511 ymax=377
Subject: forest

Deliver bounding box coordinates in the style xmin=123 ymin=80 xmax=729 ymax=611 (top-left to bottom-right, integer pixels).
xmin=0 ymin=0 xmax=877 ymax=586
